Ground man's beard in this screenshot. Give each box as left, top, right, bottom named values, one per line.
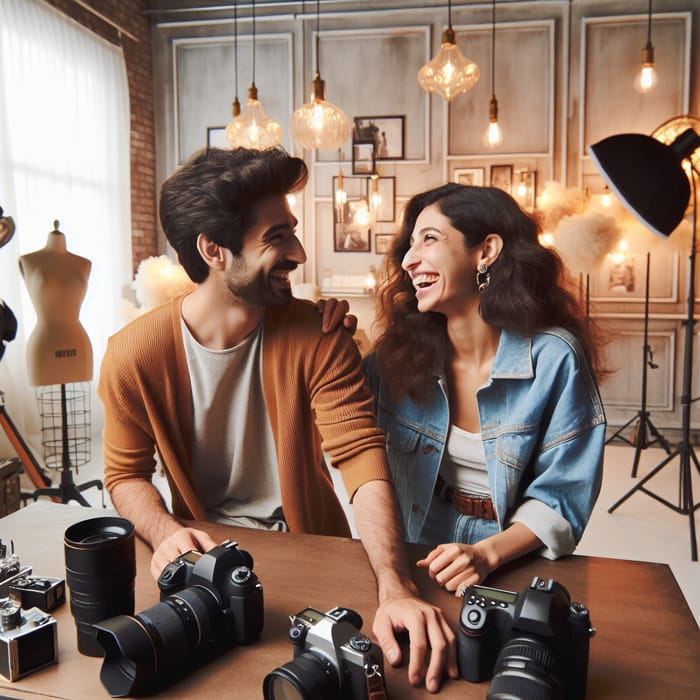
left=225, top=259, right=295, bottom=308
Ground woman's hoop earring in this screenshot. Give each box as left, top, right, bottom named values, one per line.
left=476, top=263, right=491, bottom=293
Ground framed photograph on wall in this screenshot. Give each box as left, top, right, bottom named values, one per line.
left=352, top=140, right=377, bottom=175
left=375, top=233, right=396, bottom=255
left=333, top=175, right=372, bottom=252
left=490, top=164, right=513, bottom=193
left=452, top=167, right=485, bottom=186
left=206, top=126, right=227, bottom=148
left=353, top=115, right=405, bottom=160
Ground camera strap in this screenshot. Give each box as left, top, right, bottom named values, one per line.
left=364, top=658, right=388, bottom=699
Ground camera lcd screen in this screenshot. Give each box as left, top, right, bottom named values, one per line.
left=296, top=608, right=325, bottom=625
left=473, top=585, right=518, bottom=604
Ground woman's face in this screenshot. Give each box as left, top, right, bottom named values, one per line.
left=401, top=203, right=479, bottom=315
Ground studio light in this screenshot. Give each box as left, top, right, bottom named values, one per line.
left=589, top=123, right=700, bottom=560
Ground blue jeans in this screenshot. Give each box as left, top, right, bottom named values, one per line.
left=418, top=492, right=500, bottom=546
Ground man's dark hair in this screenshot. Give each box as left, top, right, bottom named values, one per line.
left=159, top=147, right=308, bottom=283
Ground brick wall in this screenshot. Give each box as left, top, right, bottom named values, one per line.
left=43, top=0, right=158, bottom=275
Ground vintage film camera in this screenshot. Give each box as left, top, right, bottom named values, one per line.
left=458, top=576, right=595, bottom=700
left=263, top=606, right=386, bottom=700
left=0, top=597, right=57, bottom=681
left=0, top=540, right=31, bottom=598
left=95, top=540, right=263, bottom=697
left=8, top=576, right=65, bottom=613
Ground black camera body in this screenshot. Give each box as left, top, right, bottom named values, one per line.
left=0, top=598, right=57, bottom=681
left=458, top=577, right=595, bottom=700
left=9, top=576, right=65, bottom=613
left=263, top=606, right=385, bottom=700
left=95, top=540, right=263, bottom=697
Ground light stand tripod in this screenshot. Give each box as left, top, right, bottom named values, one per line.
left=608, top=170, right=700, bottom=561
left=605, top=252, right=672, bottom=476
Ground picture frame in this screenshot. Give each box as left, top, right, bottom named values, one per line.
left=452, top=167, right=485, bottom=186
left=490, top=164, right=513, bottom=193
left=353, top=115, right=405, bottom=160
left=375, top=233, right=396, bottom=255
left=513, top=170, right=537, bottom=210
left=206, top=126, right=227, bottom=148
left=368, top=176, right=396, bottom=222
left=333, top=175, right=372, bottom=253
left=352, top=140, right=377, bottom=175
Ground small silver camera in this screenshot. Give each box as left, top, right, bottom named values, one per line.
left=0, top=598, right=58, bottom=681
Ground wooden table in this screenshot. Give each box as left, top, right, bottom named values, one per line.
left=1, top=501, right=698, bottom=699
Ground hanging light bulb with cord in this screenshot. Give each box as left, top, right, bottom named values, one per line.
left=634, top=0, right=658, bottom=93
left=483, top=0, right=503, bottom=148
left=291, top=0, right=351, bottom=150
left=417, top=0, right=479, bottom=102
left=225, top=1, right=245, bottom=148
left=228, top=0, right=282, bottom=149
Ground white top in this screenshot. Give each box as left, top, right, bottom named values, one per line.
left=182, top=318, right=285, bottom=530
left=439, top=424, right=490, bottom=497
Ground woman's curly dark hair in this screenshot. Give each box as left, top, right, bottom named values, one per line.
left=373, top=183, right=609, bottom=400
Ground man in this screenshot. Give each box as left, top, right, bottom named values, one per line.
left=98, top=146, right=456, bottom=692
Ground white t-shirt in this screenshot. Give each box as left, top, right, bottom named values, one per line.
left=182, top=318, right=285, bottom=530
left=439, top=424, right=490, bottom=498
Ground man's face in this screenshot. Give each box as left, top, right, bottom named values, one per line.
left=225, top=194, right=306, bottom=308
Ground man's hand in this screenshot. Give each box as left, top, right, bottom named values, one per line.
left=149, top=526, right=218, bottom=581
left=316, top=297, right=358, bottom=335
left=372, top=594, right=458, bottom=693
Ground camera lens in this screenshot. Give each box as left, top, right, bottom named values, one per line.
left=64, top=517, right=135, bottom=657
left=95, top=584, right=221, bottom=697
left=263, top=653, right=339, bottom=700
left=486, top=635, right=563, bottom=700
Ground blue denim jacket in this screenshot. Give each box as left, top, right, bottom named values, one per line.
left=363, top=328, right=606, bottom=559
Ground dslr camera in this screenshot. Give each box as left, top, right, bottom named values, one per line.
left=0, top=597, right=57, bottom=681
left=458, top=576, right=595, bottom=700
left=9, top=576, right=65, bottom=613
left=95, top=540, right=263, bottom=697
left=264, top=606, right=386, bottom=700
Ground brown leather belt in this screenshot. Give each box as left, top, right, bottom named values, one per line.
left=435, top=474, right=497, bottom=521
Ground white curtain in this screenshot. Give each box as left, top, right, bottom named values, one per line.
left=0, top=0, right=131, bottom=456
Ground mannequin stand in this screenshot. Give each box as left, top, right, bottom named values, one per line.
left=605, top=252, right=672, bottom=476
left=31, top=383, right=103, bottom=506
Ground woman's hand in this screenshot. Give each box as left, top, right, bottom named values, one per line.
left=316, top=297, right=358, bottom=334
left=416, top=542, right=496, bottom=597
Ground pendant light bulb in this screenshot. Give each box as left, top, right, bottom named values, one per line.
left=418, top=27, right=479, bottom=101
left=291, top=0, right=351, bottom=150
left=634, top=0, right=658, bottom=93
left=418, top=0, right=479, bottom=101
left=228, top=0, right=282, bottom=149
left=484, top=97, right=503, bottom=148
left=634, top=43, right=658, bottom=93
left=291, top=73, right=351, bottom=150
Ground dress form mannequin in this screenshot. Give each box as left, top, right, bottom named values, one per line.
left=18, top=221, right=93, bottom=386
left=18, top=221, right=102, bottom=506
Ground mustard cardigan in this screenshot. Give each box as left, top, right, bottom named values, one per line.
left=98, top=296, right=390, bottom=537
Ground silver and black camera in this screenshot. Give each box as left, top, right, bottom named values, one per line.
left=9, top=576, right=65, bottom=613
left=95, top=540, right=263, bottom=697
left=0, top=597, right=58, bottom=681
left=458, top=576, right=595, bottom=700
left=0, top=539, right=31, bottom=598
left=263, top=606, right=386, bottom=700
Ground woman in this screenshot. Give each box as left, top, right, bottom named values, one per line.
left=362, top=183, right=607, bottom=596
